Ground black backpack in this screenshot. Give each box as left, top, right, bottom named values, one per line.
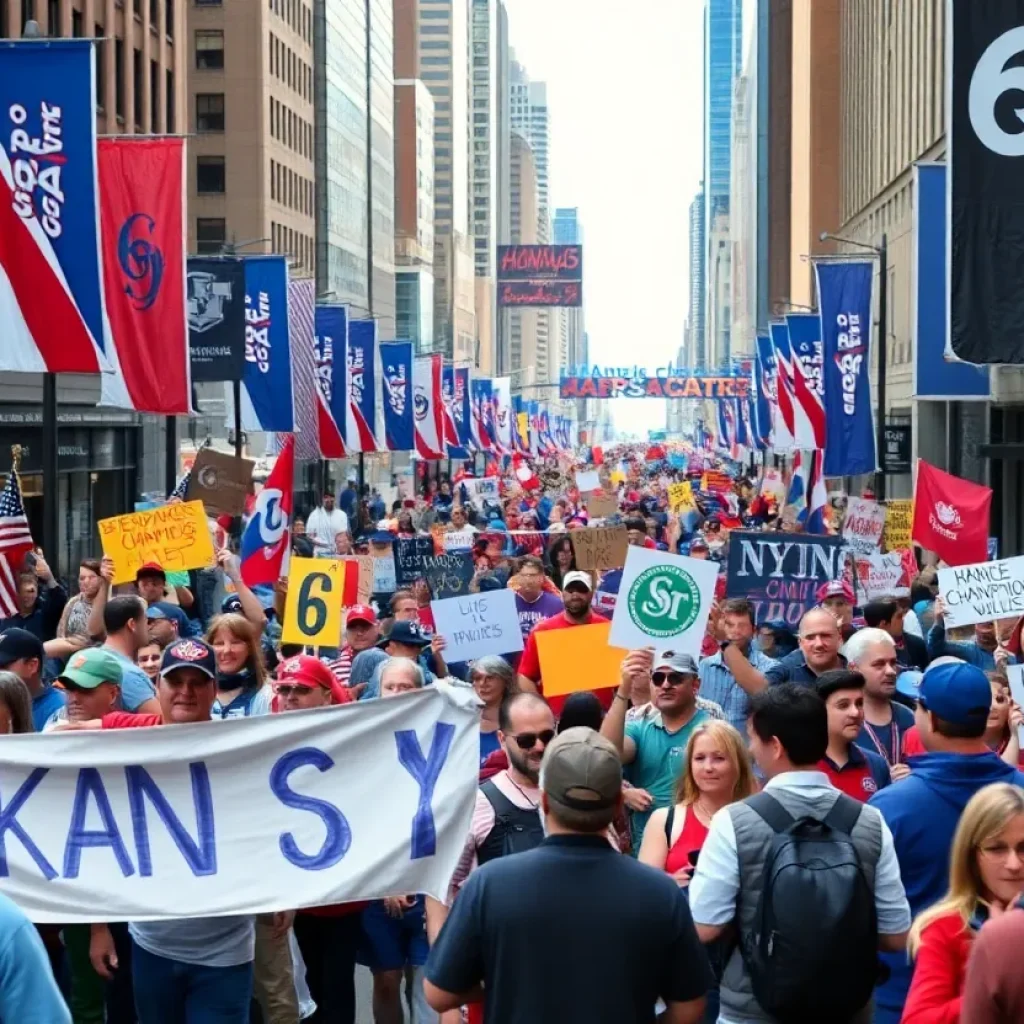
left=742, top=792, right=878, bottom=1024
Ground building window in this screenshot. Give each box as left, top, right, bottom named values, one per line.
left=195, top=0, right=222, bottom=6
left=150, top=58, right=159, bottom=130
left=196, top=155, right=226, bottom=193
left=166, top=68, right=175, bottom=131
left=132, top=49, right=142, bottom=127
left=71, top=8, right=82, bottom=34
left=165, top=0, right=174, bottom=37
left=114, top=40, right=124, bottom=118
left=95, top=29, right=106, bottom=109
left=196, top=92, right=225, bottom=132
left=195, top=29, right=224, bottom=69
left=196, top=217, right=226, bottom=254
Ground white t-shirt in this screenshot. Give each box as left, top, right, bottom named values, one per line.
left=306, top=507, right=350, bottom=554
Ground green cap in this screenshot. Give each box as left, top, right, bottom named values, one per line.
left=57, top=648, right=124, bottom=690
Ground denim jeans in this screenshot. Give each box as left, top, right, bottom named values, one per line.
left=131, top=942, right=253, bottom=1024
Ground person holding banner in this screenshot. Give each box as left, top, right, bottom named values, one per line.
left=927, top=598, right=1017, bottom=672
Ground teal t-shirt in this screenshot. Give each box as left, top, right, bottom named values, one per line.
left=625, top=707, right=709, bottom=848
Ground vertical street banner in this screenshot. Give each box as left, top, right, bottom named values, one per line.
left=313, top=304, right=348, bottom=459
left=493, top=377, right=513, bottom=453
left=0, top=40, right=109, bottom=374
left=441, top=365, right=469, bottom=460
left=948, top=0, right=1024, bottom=363
left=912, top=163, right=990, bottom=399
left=769, top=322, right=797, bottom=451
left=512, top=394, right=527, bottom=453
left=287, top=278, right=320, bottom=460
left=187, top=257, right=247, bottom=382
left=414, top=354, right=444, bottom=460
left=238, top=255, right=294, bottom=432
left=97, top=138, right=189, bottom=414
left=380, top=341, right=414, bottom=452
left=454, top=367, right=473, bottom=452
left=346, top=319, right=379, bottom=453
left=754, top=333, right=775, bottom=448
left=786, top=312, right=826, bottom=450
left=471, top=378, right=494, bottom=452
left=817, top=261, right=877, bottom=477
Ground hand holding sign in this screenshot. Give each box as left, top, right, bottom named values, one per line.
left=282, top=558, right=344, bottom=646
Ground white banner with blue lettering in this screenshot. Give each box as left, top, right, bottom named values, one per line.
left=0, top=684, right=479, bottom=923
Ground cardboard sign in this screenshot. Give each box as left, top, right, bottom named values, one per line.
left=426, top=553, right=475, bottom=600
left=570, top=526, right=628, bottom=571
left=99, top=501, right=216, bottom=585
left=536, top=622, right=629, bottom=698
left=854, top=551, right=912, bottom=601
left=282, top=558, right=344, bottom=646
left=726, top=531, right=847, bottom=628
left=883, top=500, right=913, bottom=552
left=461, top=478, right=499, bottom=509
left=394, top=537, right=436, bottom=585
left=609, top=546, right=718, bottom=657
left=430, top=590, right=524, bottom=663
left=586, top=491, right=619, bottom=519
left=668, top=481, right=696, bottom=513
left=443, top=528, right=477, bottom=552
left=842, top=497, right=886, bottom=556
left=1007, top=666, right=1024, bottom=747
left=186, top=448, right=254, bottom=517
left=760, top=469, right=786, bottom=501
left=937, top=556, right=1024, bottom=629
left=342, top=555, right=374, bottom=605
left=574, top=469, right=600, bottom=493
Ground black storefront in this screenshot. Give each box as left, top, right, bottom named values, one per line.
left=0, top=407, right=140, bottom=581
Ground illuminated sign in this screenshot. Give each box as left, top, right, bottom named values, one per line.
left=559, top=373, right=752, bottom=400
left=497, top=245, right=583, bottom=307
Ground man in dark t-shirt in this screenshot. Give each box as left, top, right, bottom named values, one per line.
left=425, top=728, right=712, bottom=1024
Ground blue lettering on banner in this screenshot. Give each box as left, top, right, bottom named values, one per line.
left=395, top=723, right=455, bottom=860
left=64, top=768, right=135, bottom=879
left=0, top=767, right=57, bottom=880
left=270, top=747, right=351, bottom=870
left=126, top=763, right=217, bottom=877
left=118, top=212, right=164, bottom=311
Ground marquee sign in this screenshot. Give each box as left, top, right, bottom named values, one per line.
left=560, top=372, right=751, bottom=400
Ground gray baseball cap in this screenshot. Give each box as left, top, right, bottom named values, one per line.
left=652, top=650, right=699, bottom=676
left=541, top=727, right=622, bottom=814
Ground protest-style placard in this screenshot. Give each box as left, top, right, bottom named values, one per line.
left=186, top=448, right=254, bottom=517
left=430, top=590, right=524, bottom=663
left=609, top=546, right=718, bottom=657
left=882, top=499, right=913, bottom=552
left=99, top=501, right=216, bottom=584
left=341, top=555, right=374, bottom=605
left=726, top=531, right=847, bottom=627
left=937, top=556, right=1024, bottom=629
left=536, top=622, right=629, bottom=698
left=394, top=537, right=436, bottom=585
left=426, top=553, right=475, bottom=599
left=282, top=558, right=345, bottom=646
left=461, top=478, right=499, bottom=509
left=668, top=481, right=696, bottom=513
left=760, top=468, right=786, bottom=501
left=0, top=685, right=479, bottom=923
left=842, top=497, right=886, bottom=555
left=443, top=528, right=477, bottom=552
left=853, top=551, right=912, bottom=601
left=574, top=469, right=600, bottom=493
left=570, top=526, right=629, bottom=572
left=585, top=491, right=619, bottom=519
left=1007, top=666, right=1024, bottom=747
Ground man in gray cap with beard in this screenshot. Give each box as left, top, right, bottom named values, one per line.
left=424, top=727, right=712, bottom=1024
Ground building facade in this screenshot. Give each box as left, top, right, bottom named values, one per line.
left=688, top=187, right=706, bottom=367
left=508, top=131, right=543, bottom=380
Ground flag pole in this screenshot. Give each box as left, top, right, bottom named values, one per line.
left=41, top=374, right=59, bottom=568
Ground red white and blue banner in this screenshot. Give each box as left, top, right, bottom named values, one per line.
left=240, top=434, right=294, bottom=587
left=471, top=378, right=495, bottom=452
left=786, top=312, right=826, bottom=451
left=511, top=394, right=527, bottom=453
left=381, top=341, right=414, bottom=452
left=346, top=319, right=379, bottom=453
left=414, top=354, right=444, bottom=460
left=493, top=377, right=513, bottom=453
left=769, top=322, right=796, bottom=452
left=441, top=365, right=469, bottom=460
left=0, top=41, right=109, bottom=374
left=313, top=304, right=347, bottom=459
left=816, top=260, right=877, bottom=477
left=238, top=255, right=293, bottom=432
left=97, top=138, right=189, bottom=413
left=453, top=368, right=473, bottom=453
left=753, top=334, right=775, bottom=448
left=286, top=278, right=319, bottom=460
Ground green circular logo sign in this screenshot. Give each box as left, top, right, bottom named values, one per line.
left=627, top=565, right=702, bottom=638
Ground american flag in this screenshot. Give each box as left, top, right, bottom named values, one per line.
left=0, top=467, right=34, bottom=618
left=170, top=466, right=192, bottom=501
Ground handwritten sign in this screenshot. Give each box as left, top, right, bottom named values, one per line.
left=98, top=501, right=215, bottom=585
left=883, top=500, right=913, bottom=552
left=461, top=478, right=499, bottom=509
left=430, top=590, right=524, bottom=663
left=536, top=622, right=628, bottom=698
left=937, top=556, right=1024, bottom=629
left=854, top=551, right=912, bottom=601
left=586, top=492, right=619, bottom=519
left=443, top=528, right=477, bottom=552
left=575, top=469, right=600, bottom=493
left=760, top=469, right=786, bottom=501
left=282, top=558, right=344, bottom=646
left=426, top=553, right=475, bottom=600
left=668, top=481, right=696, bottom=513
left=570, top=526, right=628, bottom=571
left=842, top=497, right=886, bottom=556
left=394, top=537, right=436, bottom=585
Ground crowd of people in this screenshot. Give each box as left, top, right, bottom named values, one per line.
left=1, top=442, right=1023, bottom=1024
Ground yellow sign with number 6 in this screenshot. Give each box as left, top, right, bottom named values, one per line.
left=282, top=558, right=344, bottom=647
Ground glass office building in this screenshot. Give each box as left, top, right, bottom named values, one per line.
left=704, top=0, right=744, bottom=227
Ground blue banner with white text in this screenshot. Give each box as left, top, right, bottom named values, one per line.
left=314, top=304, right=349, bottom=445
left=817, top=261, right=877, bottom=476
left=380, top=341, right=414, bottom=452
left=754, top=334, right=774, bottom=447
left=453, top=367, right=473, bottom=453
left=240, top=256, right=293, bottom=431
left=347, top=319, right=379, bottom=452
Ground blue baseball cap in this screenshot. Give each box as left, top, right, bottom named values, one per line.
left=918, top=661, right=991, bottom=726
left=895, top=669, right=923, bottom=702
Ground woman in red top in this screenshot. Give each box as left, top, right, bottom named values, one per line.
left=637, top=720, right=756, bottom=882
left=902, top=783, right=1024, bottom=1024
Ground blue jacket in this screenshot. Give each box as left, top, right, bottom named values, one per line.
left=869, top=752, right=1024, bottom=1024
left=925, top=622, right=1018, bottom=670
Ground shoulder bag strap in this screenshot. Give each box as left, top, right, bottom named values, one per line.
left=745, top=792, right=797, bottom=834
left=822, top=793, right=863, bottom=836
left=664, top=804, right=676, bottom=846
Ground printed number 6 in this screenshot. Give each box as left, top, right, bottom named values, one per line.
left=968, top=26, right=1024, bottom=157
left=298, top=572, right=331, bottom=636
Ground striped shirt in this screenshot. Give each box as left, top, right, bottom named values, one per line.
left=697, top=646, right=779, bottom=734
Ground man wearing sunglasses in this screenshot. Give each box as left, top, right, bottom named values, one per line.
left=602, top=649, right=710, bottom=851
left=43, top=647, right=123, bottom=730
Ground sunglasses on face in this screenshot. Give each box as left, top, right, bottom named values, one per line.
left=510, top=729, right=555, bottom=750
left=275, top=684, right=316, bottom=697
left=651, top=671, right=687, bottom=687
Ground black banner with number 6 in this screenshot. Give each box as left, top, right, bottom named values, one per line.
left=949, top=0, right=1024, bottom=363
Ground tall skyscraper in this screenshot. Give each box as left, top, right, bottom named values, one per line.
left=509, top=52, right=549, bottom=241
left=704, top=0, right=744, bottom=229
left=509, top=132, right=543, bottom=379
left=688, top=187, right=706, bottom=366
left=553, top=207, right=585, bottom=435
left=314, top=0, right=396, bottom=328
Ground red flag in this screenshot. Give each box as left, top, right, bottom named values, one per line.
left=912, top=460, right=991, bottom=566
left=591, top=446, right=604, bottom=466
left=240, top=437, right=295, bottom=586
left=97, top=139, right=190, bottom=413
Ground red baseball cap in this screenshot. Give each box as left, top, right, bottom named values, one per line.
left=136, top=562, right=166, bottom=579
left=276, top=655, right=352, bottom=705
left=346, top=604, right=377, bottom=626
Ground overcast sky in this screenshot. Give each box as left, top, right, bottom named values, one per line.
left=504, top=0, right=704, bottom=436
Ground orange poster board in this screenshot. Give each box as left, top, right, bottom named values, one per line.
left=536, top=622, right=628, bottom=698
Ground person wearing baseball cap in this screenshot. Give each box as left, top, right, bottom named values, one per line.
left=146, top=602, right=180, bottom=649
left=870, top=660, right=1024, bottom=1022
left=44, top=648, right=123, bottom=731
left=816, top=579, right=858, bottom=638
left=274, top=654, right=352, bottom=710
left=0, top=626, right=66, bottom=730
left=424, top=727, right=713, bottom=1022
left=516, top=569, right=616, bottom=714
left=319, top=604, right=381, bottom=686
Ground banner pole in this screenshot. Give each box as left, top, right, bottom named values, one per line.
left=876, top=234, right=888, bottom=502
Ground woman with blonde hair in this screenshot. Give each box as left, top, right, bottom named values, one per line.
left=902, top=783, right=1024, bottom=1024
left=205, top=612, right=272, bottom=718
